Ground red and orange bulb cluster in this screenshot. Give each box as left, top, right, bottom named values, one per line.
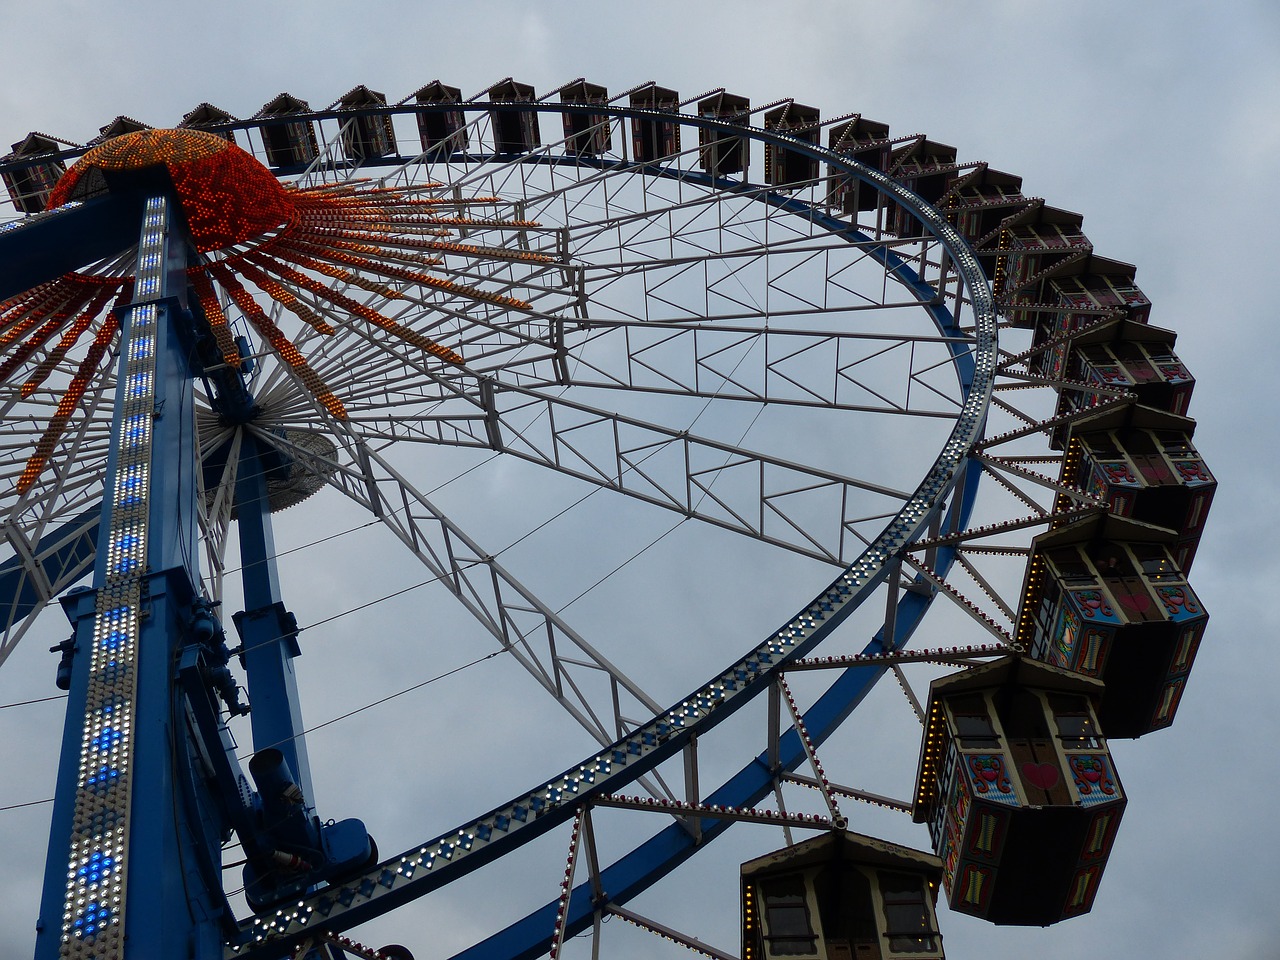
left=6, top=127, right=545, bottom=494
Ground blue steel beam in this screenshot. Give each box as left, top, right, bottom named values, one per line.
left=453, top=468, right=981, bottom=960
left=0, top=194, right=142, bottom=301
left=232, top=431, right=315, bottom=806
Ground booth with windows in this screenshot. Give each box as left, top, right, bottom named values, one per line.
left=742, top=831, right=944, bottom=960
left=1016, top=515, right=1208, bottom=737
left=912, top=657, right=1125, bottom=925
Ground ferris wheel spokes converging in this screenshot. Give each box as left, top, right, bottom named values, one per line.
left=0, top=79, right=1213, bottom=960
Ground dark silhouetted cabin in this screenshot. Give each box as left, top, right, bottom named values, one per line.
left=1, top=133, right=72, bottom=213
left=912, top=657, right=1125, bottom=925
left=559, top=80, right=611, bottom=157
left=178, top=103, right=238, bottom=143
left=697, top=90, right=750, bottom=176
left=941, top=166, right=1031, bottom=248
left=1015, top=514, right=1208, bottom=737
left=1052, top=317, right=1196, bottom=419
left=741, top=830, right=944, bottom=960
left=885, top=138, right=957, bottom=235
left=765, top=102, right=820, bottom=189
left=485, top=79, right=540, bottom=154
left=1059, top=409, right=1214, bottom=571
left=92, top=116, right=150, bottom=145
left=1007, top=254, right=1151, bottom=367
left=987, top=203, right=1088, bottom=309
left=255, top=93, right=319, bottom=169
left=413, top=82, right=468, bottom=153
left=333, top=86, right=396, bottom=162
left=629, top=84, right=681, bottom=163
left=827, top=116, right=890, bottom=214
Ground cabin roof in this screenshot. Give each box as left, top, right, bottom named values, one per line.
left=740, top=829, right=941, bottom=880
left=1067, top=402, right=1196, bottom=438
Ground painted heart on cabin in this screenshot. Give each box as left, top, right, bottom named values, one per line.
left=1116, top=592, right=1151, bottom=615
left=1021, top=762, right=1060, bottom=790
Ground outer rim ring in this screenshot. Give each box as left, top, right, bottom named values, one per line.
left=184, top=103, right=1005, bottom=955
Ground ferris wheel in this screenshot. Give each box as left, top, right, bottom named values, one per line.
left=0, top=79, right=1213, bottom=960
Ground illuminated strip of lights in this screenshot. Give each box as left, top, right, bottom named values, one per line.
left=223, top=260, right=334, bottom=336
left=4, top=285, right=116, bottom=389
left=57, top=198, right=167, bottom=960
left=188, top=271, right=243, bottom=366
left=204, top=263, right=347, bottom=419
left=240, top=252, right=465, bottom=366
left=17, top=313, right=121, bottom=495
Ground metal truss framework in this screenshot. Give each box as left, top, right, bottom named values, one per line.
left=0, top=90, right=1165, bottom=960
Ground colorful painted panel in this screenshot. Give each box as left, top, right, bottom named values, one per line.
left=1063, top=865, right=1102, bottom=917
left=1156, top=584, right=1204, bottom=623
left=966, top=808, right=1008, bottom=861
left=1046, top=605, right=1079, bottom=669
left=1173, top=457, right=1213, bottom=487
left=954, top=863, right=994, bottom=913
left=1068, top=588, right=1122, bottom=625
left=1081, top=809, right=1120, bottom=863
left=1094, top=459, right=1141, bottom=489
left=1171, top=622, right=1203, bottom=673
left=1075, top=627, right=1108, bottom=676
left=1152, top=677, right=1185, bottom=728
left=1067, top=755, right=1120, bottom=807
left=965, top=755, right=1018, bottom=806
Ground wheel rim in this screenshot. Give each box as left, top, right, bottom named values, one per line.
left=0, top=94, right=1045, bottom=960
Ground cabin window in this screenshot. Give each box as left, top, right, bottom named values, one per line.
left=1048, top=694, right=1101, bottom=748
left=1123, top=430, right=1157, bottom=455
left=1131, top=544, right=1179, bottom=581
left=762, top=876, right=818, bottom=956
left=879, top=872, right=938, bottom=953
left=1080, top=344, right=1113, bottom=366
left=1156, top=431, right=1195, bottom=457
left=950, top=694, right=998, bottom=748
left=1047, top=548, right=1095, bottom=585
left=1084, top=433, right=1122, bottom=459
left=1089, top=544, right=1136, bottom=581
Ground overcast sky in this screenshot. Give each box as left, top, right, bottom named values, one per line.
left=1, top=3, right=1278, bottom=959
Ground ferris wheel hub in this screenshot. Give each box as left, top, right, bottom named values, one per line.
left=48, top=128, right=294, bottom=252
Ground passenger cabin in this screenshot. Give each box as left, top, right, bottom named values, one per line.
left=885, top=138, right=957, bottom=235
left=560, top=80, right=611, bottom=157
left=697, top=90, right=750, bottom=176
left=827, top=116, right=890, bottom=214
left=1053, top=318, right=1195, bottom=419
left=764, top=101, right=820, bottom=189
left=178, top=103, right=238, bottom=143
left=629, top=84, right=681, bottom=163
left=912, top=657, right=1125, bottom=926
left=255, top=93, right=319, bottom=169
left=1013, top=256, right=1152, bottom=375
left=93, top=116, right=150, bottom=144
left=989, top=204, right=1088, bottom=307
left=942, top=166, right=1030, bottom=248
left=333, top=86, right=396, bottom=161
left=1, top=132, right=72, bottom=213
left=1015, top=514, right=1208, bottom=737
left=1059, top=409, right=1214, bottom=571
left=485, top=79, right=540, bottom=154
left=741, top=831, right=944, bottom=960
left=413, top=82, right=468, bottom=152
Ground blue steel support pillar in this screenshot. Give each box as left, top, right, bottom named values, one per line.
left=35, top=196, right=225, bottom=960
left=233, top=432, right=314, bottom=804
